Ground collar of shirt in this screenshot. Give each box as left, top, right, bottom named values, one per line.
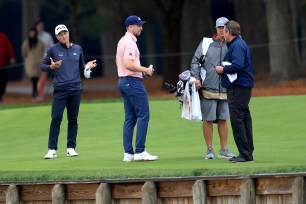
left=125, top=32, right=137, bottom=43
left=59, top=42, right=73, bottom=49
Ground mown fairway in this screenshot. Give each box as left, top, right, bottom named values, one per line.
left=0, top=95, right=305, bottom=181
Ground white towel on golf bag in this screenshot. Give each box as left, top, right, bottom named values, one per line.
left=181, top=79, right=202, bottom=122
left=190, top=83, right=202, bottom=122
left=181, top=82, right=191, bottom=120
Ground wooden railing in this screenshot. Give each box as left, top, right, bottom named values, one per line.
left=0, top=173, right=305, bottom=204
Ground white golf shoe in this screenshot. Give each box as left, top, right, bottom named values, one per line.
left=123, top=153, right=134, bottom=162
left=134, top=151, right=158, bottom=161
left=67, top=148, right=78, bottom=157
left=44, top=149, right=57, bottom=159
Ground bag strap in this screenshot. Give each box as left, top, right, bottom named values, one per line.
left=199, top=38, right=213, bottom=82
left=201, top=37, right=213, bottom=57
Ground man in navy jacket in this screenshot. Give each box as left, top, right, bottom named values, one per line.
left=41, top=24, right=97, bottom=159
left=215, top=20, right=254, bottom=163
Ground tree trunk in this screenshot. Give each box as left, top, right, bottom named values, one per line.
left=297, top=0, right=306, bottom=69
left=234, top=0, right=270, bottom=74
left=68, top=0, right=81, bottom=44
left=265, top=0, right=303, bottom=81
left=181, top=0, right=213, bottom=71
left=94, top=1, right=125, bottom=77
left=21, top=0, right=41, bottom=40
left=154, top=0, right=185, bottom=85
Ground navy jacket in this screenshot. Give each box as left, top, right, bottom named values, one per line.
left=221, top=35, right=254, bottom=88
left=41, top=42, right=85, bottom=90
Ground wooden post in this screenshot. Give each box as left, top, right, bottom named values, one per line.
left=6, top=185, right=19, bottom=204
left=141, top=181, right=157, bottom=204
left=96, top=183, right=111, bottom=204
left=292, top=176, right=304, bottom=204
left=192, top=180, right=206, bottom=204
left=52, top=184, right=65, bottom=204
left=240, top=178, right=255, bottom=204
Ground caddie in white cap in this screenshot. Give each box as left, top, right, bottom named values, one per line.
left=216, top=17, right=229, bottom=28
left=190, top=16, right=236, bottom=161
left=41, top=24, right=97, bottom=159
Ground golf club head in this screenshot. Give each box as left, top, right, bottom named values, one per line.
left=164, top=82, right=177, bottom=94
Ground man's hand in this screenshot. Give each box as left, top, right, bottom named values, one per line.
left=195, top=80, right=202, bottom=90
left=50, top=58, right=62, bottom=70
left=84, top=60, right=97, bottom=79
left=85, top=59, right=97, bottom=69
left=215, top=66, right=224, bottom=74
left=144, top=65, right=154, bottom=77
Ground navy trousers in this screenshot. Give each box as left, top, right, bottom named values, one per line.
left=48, top=89, right=82, bottom=150
left=227, top=86, right=254, bottom=161
left=118, top=77, right=150, bottom=154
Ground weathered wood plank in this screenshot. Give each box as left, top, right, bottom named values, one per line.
left=20, top=201, right=52, bottom=204
left=207, top=179, right=241, bottom=196
left=240, top=178, right=255, bottom=204
left=292, top=177, right=304, bottom=204
left=0, top=174, right=304, bottom=204
left=112, top=183, right=143, bottom=199
left=96, top=183, right=111, bottom=204
left=256, top=194, right=293, bottom=204
left=112, top=198, right=142, bottom=204
left=0, top=185, right=8, bottom=201
left=66, top=183, right=99, bottom=200
left=6, top=185, right=19, bottom=204
left=192, top=180, right=206, bottom=204
left=65, top=200, right=94, bottom=204
left=141, top=181, right=157, bottom=204
left=283, top=194, right=293, bottom=204
left=158, top=181, right=194, bottom=198
left=52, top=184, right=65, bottom=204
left=210, top=195, right=239, bottom=204
left=20, top=185, right=52, bottom=201
left=256, top=177, right=294, bottom=195
left=158, top=197, right=192, bottom=204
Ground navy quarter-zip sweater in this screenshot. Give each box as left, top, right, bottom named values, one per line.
left=221, top=35, right=254, bottom=88
left=41, top=42, right=85, bottom=90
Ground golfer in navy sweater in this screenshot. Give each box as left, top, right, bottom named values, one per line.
left=215, top=20, right=254, bottom=163
left=41, top=24, right=97, bottom=159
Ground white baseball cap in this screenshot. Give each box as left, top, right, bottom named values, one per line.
left=215, top=17, right=229, bottom=27
left=55, top=24, right=68, bottom=35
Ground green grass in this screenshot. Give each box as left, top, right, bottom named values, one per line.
left=0, top=95, right=306, bottom=182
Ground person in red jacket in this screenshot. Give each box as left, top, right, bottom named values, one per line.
left=0, top=32, right=16, bottom=102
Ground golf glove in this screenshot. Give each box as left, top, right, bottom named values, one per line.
left=84, top=66, right=92, bottom=79
left=189, top=77, right=196, bottom=84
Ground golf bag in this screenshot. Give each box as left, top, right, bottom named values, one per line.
left=164, top=70, right=193, bottom=108
left=163, top=38, right=209, bottom=105
left=164, top=70, right=202, bottom=121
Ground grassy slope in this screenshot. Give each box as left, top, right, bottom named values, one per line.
left=0, top=95, right=305, bottom=181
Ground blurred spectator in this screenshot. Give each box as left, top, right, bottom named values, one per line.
left=35, top=20, right=54, bottom=101
left=0, top=32, right=15, bottom=102
left=21, top=27, right=45, bottom=101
